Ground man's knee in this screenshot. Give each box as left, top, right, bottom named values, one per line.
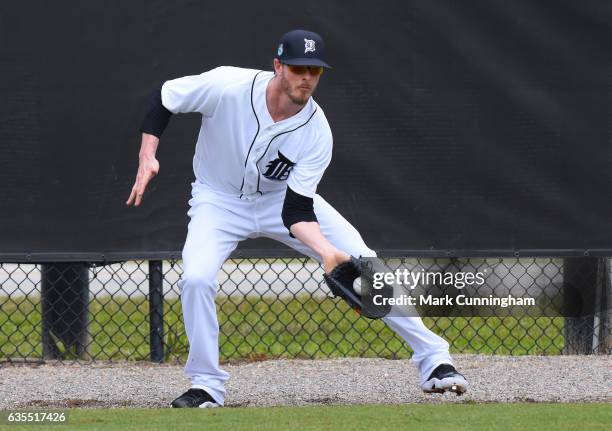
left=180, top=265, right=219, bottom=295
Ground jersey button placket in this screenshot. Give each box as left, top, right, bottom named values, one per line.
left=248, top=142, right=266, bottom=194
left=242, top=146, right=258, bottom=195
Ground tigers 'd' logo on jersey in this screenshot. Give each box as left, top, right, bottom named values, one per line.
left=263, top=151, right=295, bottom=181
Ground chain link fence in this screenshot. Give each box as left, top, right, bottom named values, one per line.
left=1, top=257, right=610, bottom=363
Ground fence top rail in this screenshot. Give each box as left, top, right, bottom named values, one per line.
left=0, top=249, right=610, bottom=263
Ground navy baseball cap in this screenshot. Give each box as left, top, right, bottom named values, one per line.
left=275, top=29, right=332, bottom=69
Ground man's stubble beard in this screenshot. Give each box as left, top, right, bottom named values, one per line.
left=280, top=74, right=309, bottom=106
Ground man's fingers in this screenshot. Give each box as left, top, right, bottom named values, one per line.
left=127, top=179, right=143, bottom=207
left=126, top=187, right=137, bottom=206
left=134, top=176, right=151, bottom=206
left=137, top=178, right=148, bottom=197
left=127, top=164, right=158, bottom=207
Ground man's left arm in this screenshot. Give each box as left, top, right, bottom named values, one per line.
left=282, top=187, right=349, bottom=273
left=282, top=133, right=349, bottom=273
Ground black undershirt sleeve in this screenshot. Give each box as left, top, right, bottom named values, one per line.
left=140, top=86, right=173, bottom=138
left=282, top=186, right=318, bottom=238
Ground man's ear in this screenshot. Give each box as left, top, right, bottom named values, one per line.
left=273, top=58, right=283, bottom=75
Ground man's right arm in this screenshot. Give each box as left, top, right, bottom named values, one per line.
left=126, top=67, right=230, bottom=206
left=126, top=87, right=169, bottom=207
left=126, top=132, right=161, bottom=207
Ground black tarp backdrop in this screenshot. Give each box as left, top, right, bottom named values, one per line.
left=1, top=1, right=612, bottom=261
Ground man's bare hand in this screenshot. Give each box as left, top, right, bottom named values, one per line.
left=323, top=249, right=351, bottom=274
left=126, top=155, right=160, bottom=206
left=126, top=133, right=160, bottom=207
left=288, top=221, right=351, bottom=273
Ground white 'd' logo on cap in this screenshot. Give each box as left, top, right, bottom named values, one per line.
left=304, top=39, right=316, bottom=53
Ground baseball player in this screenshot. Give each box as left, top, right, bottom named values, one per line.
left=127, top=29, right=468, bottom=408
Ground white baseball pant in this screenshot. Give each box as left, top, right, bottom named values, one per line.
left=179, top=182, right=453, bottom=405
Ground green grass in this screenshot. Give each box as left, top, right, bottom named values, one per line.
left=2, top=404, right=611, bottom=431
left=0, top=295, right=565, bottom=361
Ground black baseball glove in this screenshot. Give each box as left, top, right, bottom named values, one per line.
left=323, top=256, right=392, bottom=319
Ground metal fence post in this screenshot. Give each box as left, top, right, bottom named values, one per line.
left=149, top=260, right=164, bottom=362
left=596, top=258, right=612, bottom=353
left=562, top=257, right=602, bottom=354
left=41, top=263, right=89, bottom=359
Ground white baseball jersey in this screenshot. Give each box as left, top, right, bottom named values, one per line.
left=161, top=66, right=333, bottom=199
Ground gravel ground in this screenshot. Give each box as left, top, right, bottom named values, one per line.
left=0, top=355, right=610, bottom=409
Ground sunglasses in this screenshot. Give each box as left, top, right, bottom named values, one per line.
left=285, top=64, right=324, bottom=76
